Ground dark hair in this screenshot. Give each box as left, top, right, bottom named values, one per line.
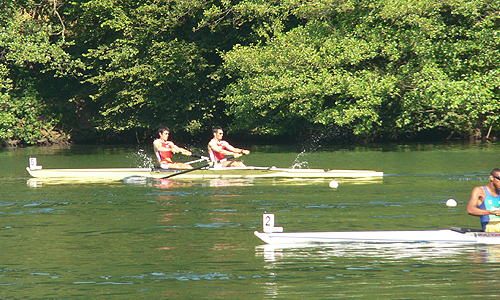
left=491, top=168, right=500, bottom=176
left=212, top=126, right=223, bottom=133
left=158, top=126, right=170, bottom=135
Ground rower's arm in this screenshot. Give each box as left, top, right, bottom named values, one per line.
left=467, top=186, right=498, bottom=216
left=154, top=140, right=192, bottom=156
left=170, top=144, right=192, bottom=156
left=223, top=143, right=250, bottom=155
left=208, top=140, right=236, bottom=156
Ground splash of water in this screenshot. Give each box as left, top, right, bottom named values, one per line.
left=128, top=149, right=156, bottom=168
left=290, top=151, right=310, bottom=169
left=292, top=125, right=346, bottom=169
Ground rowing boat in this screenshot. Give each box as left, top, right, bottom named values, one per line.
left=254, top=230, right=500, bottom=245
left=254, top=214, right=500, bottom=245
left=25, top=158, right=383, bottom=181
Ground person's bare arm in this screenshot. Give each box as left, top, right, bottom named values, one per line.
left=154, top=140, right=192, bottom=156
left=222, top=143, right=250, bottom=155
left=467, top=186, right=497, bottom=216
left=170, top=143, right=192, bottom=156
left=209, top=140, right=237, bottom=156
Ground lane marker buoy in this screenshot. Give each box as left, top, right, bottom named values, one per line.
left=446, top=199, right=457, bottom=207
left=329, top=180, right=339, bottom=188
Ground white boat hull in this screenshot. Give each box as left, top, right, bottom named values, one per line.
left=254, top=230, right=500, bottom=245
left=26, top=166, right=383, bottom=180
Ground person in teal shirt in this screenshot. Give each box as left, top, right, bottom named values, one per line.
left=467, top=168, right=500, bottom=232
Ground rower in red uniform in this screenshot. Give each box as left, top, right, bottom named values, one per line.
left=208, top=126, right=250, bottom=167
left=153, top=126, right=193, bottom=169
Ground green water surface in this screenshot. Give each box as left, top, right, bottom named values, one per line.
left=1, top=142, right=499, bottom=299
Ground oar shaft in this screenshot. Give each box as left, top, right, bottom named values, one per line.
left=162, top=162, right=212, bottom=179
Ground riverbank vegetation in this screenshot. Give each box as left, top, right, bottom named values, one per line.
left=1, top=0, right=499, bottom=146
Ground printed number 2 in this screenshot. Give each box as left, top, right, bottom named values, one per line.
left=265, top=215, right=271, bottom=227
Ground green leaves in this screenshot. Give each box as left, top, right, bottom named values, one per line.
left=1, top=0, right=499, bottom=145
left=220, top=0, right=500, bottom=139
left=222, top=20, right=393, bottom=135
left=0, top=1, right=82, bottom=145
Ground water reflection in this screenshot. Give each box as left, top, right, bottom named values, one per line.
left=27, top=176, right=383, bottom=188
left=141, top=178, right=255, bottom=188
left=256, top=243, right=500, bottom=263
left=477, top=245, right=500, bottom=263
left=26, top=178, right=126, bottom=187
left=141, top=177, right=385, bottom=188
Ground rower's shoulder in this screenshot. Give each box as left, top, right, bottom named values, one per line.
left=472, top=185, right=485, bottom=193
left=471, top=185, right=487, bottom=198
left=208, top=138, right=223, bottom=146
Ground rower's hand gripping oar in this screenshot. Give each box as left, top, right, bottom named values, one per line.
left=161, top=155, right=236, bottom=179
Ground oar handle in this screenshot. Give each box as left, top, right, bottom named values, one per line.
left=223, top=152, right=245, bottom=160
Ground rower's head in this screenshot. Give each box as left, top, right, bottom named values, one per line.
left=490, top=168, right=500, bottom=182
left=212, top=126, right=224, bottom=139
left=158, top=126, right=170, bottom=140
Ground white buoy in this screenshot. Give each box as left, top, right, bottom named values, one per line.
left=329, top=180, right=339, bottom=188
left=446, top=199, right=457, bottom=207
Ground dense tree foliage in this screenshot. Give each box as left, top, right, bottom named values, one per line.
left=0, top=0, right=499, bottom=145
left=0, top=0, right=83, bottom=145
left=219, top=0, right=500, bottom=140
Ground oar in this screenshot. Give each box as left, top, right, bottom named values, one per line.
left=161, top=155, right=236, bottom=179
left=184, top=154, right=210, bottom=165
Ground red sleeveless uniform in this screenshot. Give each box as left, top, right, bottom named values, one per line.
left=155, top=140, right=175, bottom=164
left=209, top=139, right=230, bottom=162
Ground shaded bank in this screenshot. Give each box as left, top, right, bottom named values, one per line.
left=3, top=125, right=497, bottom=148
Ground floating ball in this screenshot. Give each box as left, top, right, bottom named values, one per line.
left=446, top=199, right=457, bottom=207
left=329, top=180, right=339, bottom=188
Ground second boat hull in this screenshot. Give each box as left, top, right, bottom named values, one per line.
left=254, top=230, right=500, bottom=245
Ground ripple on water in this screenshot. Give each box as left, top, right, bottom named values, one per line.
left=13, top=208, right=66, bottom=214
left=130, top=272, right=235, bottom=281
left=194, top=222, right=241, bottom=228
